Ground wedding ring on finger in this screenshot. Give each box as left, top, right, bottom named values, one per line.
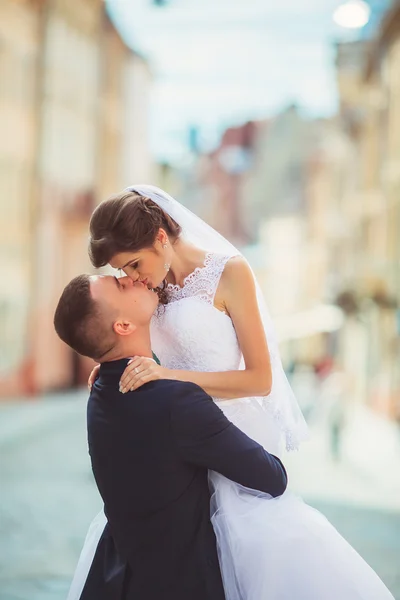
left=134, top=367, right=139, bottom=374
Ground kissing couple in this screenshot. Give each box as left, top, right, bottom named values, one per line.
left=54, top=185, right=394, bottom=599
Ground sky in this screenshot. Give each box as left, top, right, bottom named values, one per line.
left=106, top=0, right=371, bottom=162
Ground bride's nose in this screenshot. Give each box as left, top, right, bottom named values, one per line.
left=128, top=272, right=140, bottom=283
left=124, top=272, right=139, bottom=283
left=120, top=275, right=134, bottom=286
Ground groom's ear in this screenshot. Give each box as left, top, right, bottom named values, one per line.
left=113, top=320, right=136, bottom=337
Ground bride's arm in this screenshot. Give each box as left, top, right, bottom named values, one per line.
left=166, top=256, right=272, bottom=399
left=121, top=257, right=272, bottom=399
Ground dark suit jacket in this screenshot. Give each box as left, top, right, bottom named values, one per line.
left=82, top=358, right=287, bottom=600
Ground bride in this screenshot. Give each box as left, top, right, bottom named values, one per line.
left=68, top=185, right=393, bottom=599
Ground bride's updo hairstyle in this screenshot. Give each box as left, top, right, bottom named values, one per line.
left=89, top=190, right=182, bottom=303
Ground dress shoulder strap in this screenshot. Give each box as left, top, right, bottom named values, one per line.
left=201, top=252, right=233, bottom=304
left=165, top=252, right=234, bottom=305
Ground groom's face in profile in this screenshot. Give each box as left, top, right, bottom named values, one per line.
left=90, top=274, right=159, bottom=328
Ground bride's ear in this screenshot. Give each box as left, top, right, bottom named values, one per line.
left=113, top=320, right=136, bottom=337
left=156, top=228, right=168, bottom=246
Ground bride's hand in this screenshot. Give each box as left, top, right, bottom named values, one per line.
left=119, top=357, right=169, bottom=393
left=88, top=364, right=100, bottom=391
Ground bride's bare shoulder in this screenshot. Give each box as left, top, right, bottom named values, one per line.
left=221, top=255, right=254, bottom=285
left=216, top=256, right=256, bottom=310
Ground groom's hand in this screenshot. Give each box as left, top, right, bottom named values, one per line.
left=119, top=356, right=170, bottom=393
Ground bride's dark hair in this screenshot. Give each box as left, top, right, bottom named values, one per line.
left=89, top=190, right=181, bottom=304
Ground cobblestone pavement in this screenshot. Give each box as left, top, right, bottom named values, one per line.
left=0, top=391, right=399, bottom=599
left=0, top=393, right=99, bottom=600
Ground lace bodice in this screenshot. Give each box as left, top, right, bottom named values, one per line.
left=150, top=252, right=282, bottom=453
left=163, top=252, right=230, bottom=306
left=151, top=252, right=241, bottom=376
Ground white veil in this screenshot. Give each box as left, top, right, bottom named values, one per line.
left=126, top=184, right=309, bottom=451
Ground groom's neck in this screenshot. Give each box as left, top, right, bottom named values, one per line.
left=100, top=331, right=153, bottom=363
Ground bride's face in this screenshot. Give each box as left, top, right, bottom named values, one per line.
left=110, top=243, right=169, bottom=290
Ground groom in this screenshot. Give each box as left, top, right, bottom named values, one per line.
left=54, top=274, right=288, bottom=600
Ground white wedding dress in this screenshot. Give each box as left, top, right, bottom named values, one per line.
left=68, top=252, right=394, bottom=600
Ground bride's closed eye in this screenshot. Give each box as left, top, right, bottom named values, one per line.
left=126, top=261, right=139, bottom=272
left=118, top=261, right=139, bottom=276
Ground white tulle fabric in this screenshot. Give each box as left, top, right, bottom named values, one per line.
left=128, top=184, right=308, bottom=452
left=67, top=250, right=394, bottom=600
left=209, top=475, right=394, bottom=600
left=150, top=251, right=394, bottom=600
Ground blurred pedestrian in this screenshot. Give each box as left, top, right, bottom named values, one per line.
left=319, top=363, right=348, bottom=462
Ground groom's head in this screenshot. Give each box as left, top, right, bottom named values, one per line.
left=54, top=274, right=159, bottom=360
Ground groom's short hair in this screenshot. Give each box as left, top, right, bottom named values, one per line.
left=54, top=274, right=114, bottom=360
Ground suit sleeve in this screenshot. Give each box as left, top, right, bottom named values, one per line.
left=170, top=383, right=287, bottom=497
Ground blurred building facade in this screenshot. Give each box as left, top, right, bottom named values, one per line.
left=201, top=121, right=261, bottom=245
left=283, top=3, right=400, bottom=418
left=355, top=1, right=400, bottom=416
left=242, top=106, right=318, bottom=320
left=0, top=0, right=40, bottom=395
left=316, top=2, right=400, bottom=417
left=0, top=0, right=153, bottom=397
left=219, top=8, right=400, bottom=420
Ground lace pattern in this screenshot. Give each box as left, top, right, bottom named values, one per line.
left=165, top=252, right=232, bottom=305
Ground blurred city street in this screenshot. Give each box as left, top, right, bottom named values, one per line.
left=0, top=392, right=99, bottom=600
left=1, top=0, right=400, bottom=598
left=1, top=383, right=400, bottom=600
